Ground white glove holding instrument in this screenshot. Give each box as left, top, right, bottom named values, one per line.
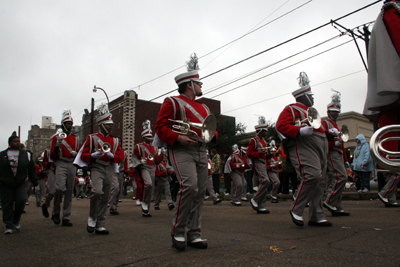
left=91, top=151, right=103, bottom=159
left=328, top=128, right=339, bottom=136
left=299, top=126, right=313, bottom=136
left=106, top=151, right=114, bottom=159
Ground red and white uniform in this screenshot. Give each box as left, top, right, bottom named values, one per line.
left=228, top=151, right=250, bottom=203
left=322, top=119, right=348, bottom=212
left=155, top=94, right=217, bottom=241
left=50, top=133, right=80, bottom=163
left=247, top=136, right=271, bottom=210
left=276, top=102, right=328, bottom=222
left=81, top=133, right=123, bottom=165
left=267, top=155, right=281, bottom=199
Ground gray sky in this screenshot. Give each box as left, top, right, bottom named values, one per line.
left=0, top=0, right=381, bottom=149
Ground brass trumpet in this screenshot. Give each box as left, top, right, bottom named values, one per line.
left=294, top=107, right=321, bottom=129
left=168, top=114, right=217, bottom=143
left=101, top=142, right=111, bottom=153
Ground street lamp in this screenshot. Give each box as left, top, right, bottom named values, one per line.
left=93, top=85, right=110, bottom=105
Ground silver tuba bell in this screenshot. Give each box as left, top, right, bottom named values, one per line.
left=169, top=114, right=217, bottom=143
left=294, top=107, right=321, bottom=129
left=370, top=125, right=400, bottom=173
left=101, top=142, right=111, bottom=153
left=339, top=124, right=350, bottom=143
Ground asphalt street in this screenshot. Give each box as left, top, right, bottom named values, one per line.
left=0, top=195, right=399, bottom=267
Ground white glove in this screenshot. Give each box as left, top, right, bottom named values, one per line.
left=328, top=128, right=339, bottom=136
left=56, top=137, right=63, bottom=146
left=106, top=151, right=114, bottom=159
left=345, top=162, right=350, bottom=169
left=334, top=141, right=342, bottom=147
left=91, top=151, right=103, bottom=159
left=299, top=126, right=314, bottom=136
left=70, top=151, right=77, bottom=157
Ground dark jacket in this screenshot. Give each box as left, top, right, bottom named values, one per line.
left=0, top=148, right=38, bottom=187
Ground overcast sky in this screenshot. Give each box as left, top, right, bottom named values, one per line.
left=0, top=0, right=382, bottom=150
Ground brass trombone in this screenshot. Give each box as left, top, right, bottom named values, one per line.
left=370, top=125, right=400, bottom=172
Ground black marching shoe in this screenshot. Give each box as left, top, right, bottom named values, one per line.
left=87, top=225, right=95, bottom=233
left=257, top=209, right=270, bottom=214
left=168, top=203, right=175, bottom=210
left=95, top=227, right=109, bottom=235
left=142, top=212, right=152, bottom=217
left=53, top=214, right=61, bottom=225
left=213, top=198, right=222, bottom=205
left=332, top=210, right=350, bottom=216
left=41, top=204, right=49, bottom=218
left=308, top=220, right=332, bottom=227
left=154, top=206, right=160, bottom=210
left=187, top=239, right=208, bottom=249
left=110, top=210, right=119, bottom=215
left=290, top=211, right=304, bottom=227
left=385, top=202, right=400, bottom=208
left=171, top=233, right=186, bottom=251
left=61, top=220, right=73, bottom=227
left=271, top=198, right=279, bottom=203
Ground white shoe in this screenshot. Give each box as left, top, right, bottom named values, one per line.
left=204, top=195, right=210, bottom=199
left=357, top=189, right=362, bottom=192
left=4, top=229, right=13, bottom=234
left=136, top=199, right=141, bottom=206
left=250, top=198, right=258, bottom=208
left=362, top=188, right=369, bottom=193
left=13, top=224, right=20, bottom=230
left=241, top=197, right=248, bottom=201
left=224, top=193, right=230, bottom=196
left=141, top=202, right=149, bottom=211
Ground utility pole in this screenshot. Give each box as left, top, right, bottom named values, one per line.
left=91, top=98, right=94, bottom=134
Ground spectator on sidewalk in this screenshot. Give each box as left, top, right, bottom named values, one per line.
left=352, top=134, right=374, bottom=193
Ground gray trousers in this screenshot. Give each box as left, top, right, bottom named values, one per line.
left=268, top=170, right=280, bottom=198
left=44, top=168, right=56, bottom=211
left=75, top=184, right=83, bottom=198
left=169, top=144, right=207, bottom=241
left=109, top=172, right=123, bottom=210
left=89, top=164, right=114, bottom=228
left=324, top=149, right=347, bottom=210
left=141, top=166, right=155, bottom=208
left=155, top=177, right=173, bottom=206
left=379, top=172, right=400, bottom=204
left=253, top=160, right=270, bottom=210
left=288, top=133, right=328, bottom=222
left=206, top=175, right=218, bottom=200
left=131, top=177, right=137, bottom=198
left=0, top=181, right=30, bottom=229
left=53, top=160, right=76, bottom=221
left=230, top=171, right=245, bottom=202
left=35, top=179, right=46, bottom=205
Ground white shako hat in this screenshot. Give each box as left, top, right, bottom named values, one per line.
left=96, top=103, right=113, bottom=125
left=232, top=144, right=239, bottom=152
left=174, top=53, right=201, bottom=86
left=292, top=72, right=313, bottom=98
left=141, top=120, right=153, bottom=138
left=254, top=116, right=268, bottom=131
left=327, top=89, right=341, bottom=112
left=61, top=109, right=73, bottom=124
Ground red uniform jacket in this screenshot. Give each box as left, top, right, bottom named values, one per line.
left=155, top=95, right=218, bottom=146
left=247, top=136, right=270, bottom=161
left=50, top=133, right=81, bottom=162
left=322, top=119, right=348, bottom=163
left=155, top=161, right=173, bottom=177
left=35, top=164, right=48, bottom=180
left=276, top=102, right=325, bottom=139
left=229, top=151, right=250, bottom=174
left=80, top=132, right=124, bottom=165
left=134, top=142, right=156, bottom=166
left=267, top=156, right=281, bottom=172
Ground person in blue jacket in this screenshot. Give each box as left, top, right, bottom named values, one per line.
left=352, top=134, right=374, bottom=192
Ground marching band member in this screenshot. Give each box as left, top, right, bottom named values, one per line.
left=276, top=72, right=331, bottom=227
left=206, top=151, right=222, bottom=205
left=226, top=146, right=250, bottom=206
left=78, top=103, right=124, bottom=235
left=132, top=120, right=159, bottom=217
left=247, top=116, right=271, bottom=214
left=74, top=169, right=85, bottom=200
left=155, top=54, right=217, bottom=250
left=364, top=0, right=400, bottom=208
left=322, top=90, right=350, bottom=216
left=154, top=154, right=175, bottom=210
left=109, top=138, right=128, bottom=215
left=50, top=110, right=81, bottom=227
left=35, top=156, right=47, bottom=207
left=41, top=148, right=56, bottom=219
left=267, top=142, right=282, bottom=203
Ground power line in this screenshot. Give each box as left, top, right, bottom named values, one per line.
left=223, top=69, right=365, bottom=114
left=208, top=39, right=355, bottom=99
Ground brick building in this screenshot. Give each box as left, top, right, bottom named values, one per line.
left=81, top=90, right=235, bottom=162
